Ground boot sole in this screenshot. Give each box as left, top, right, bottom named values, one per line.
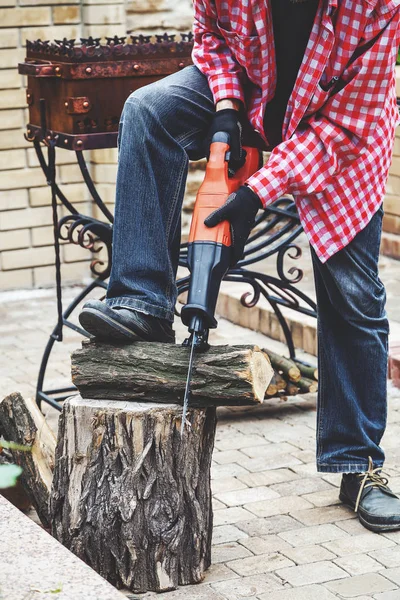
left=79, top=307, right=144, bottom=342
left=339, top=492, right=400, bottom=532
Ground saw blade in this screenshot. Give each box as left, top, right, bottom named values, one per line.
left=181, top=333, right=196, bottom=435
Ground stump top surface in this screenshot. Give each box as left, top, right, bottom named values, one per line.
left=68, top=394, right=186, bottom=413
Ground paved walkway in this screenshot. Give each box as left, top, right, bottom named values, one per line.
left=1, top=286, right=400, bottom=600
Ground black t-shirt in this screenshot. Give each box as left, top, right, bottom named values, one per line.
left=263, top=0, right=320, bottom=148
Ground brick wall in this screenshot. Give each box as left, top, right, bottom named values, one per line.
left=0, top=5, right=399, bottom=290
left=0, top=0, right=82, bottom=290
left=0, top=0, right=170, bottom=291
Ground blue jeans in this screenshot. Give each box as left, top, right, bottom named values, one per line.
left=107, top=65, right=389, bottom=473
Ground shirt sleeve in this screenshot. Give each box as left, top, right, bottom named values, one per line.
left=192, top=0, right=246, bottom=105
left=246, top=8, right=400, bottom=207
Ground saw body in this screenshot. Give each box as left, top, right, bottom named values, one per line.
left=180, top=132, right=260, bottom=432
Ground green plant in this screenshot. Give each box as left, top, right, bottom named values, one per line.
left=0, top=464, right=23, bottom=489
left=0, top=439, right=31, bottom=489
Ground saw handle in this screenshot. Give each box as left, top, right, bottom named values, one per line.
left=188, top=134, right=261, bottom=246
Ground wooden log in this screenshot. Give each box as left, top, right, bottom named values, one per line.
left=50, top=395, right=217, bottom=593
left=0, top=392, right=56, bottom=527
left=274, top=372, right=288, bottom=391
left=293, top=360, right=318, bottom=382
left=286, top=383, right=301, bottom=396
left=266, top=373, right=287, bottom=397
left=71, top=341, right=274, bottom=406
left=297, top=377, right=318, bottom=394
left=262, top=350, right=301, bottom=382
left=266, top=380, right=278, bottom=397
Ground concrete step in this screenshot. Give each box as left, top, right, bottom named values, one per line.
left=0, top=495, right=126, bottom=600
left=215, top=280, right=318, bottom=357
left=214, top=280, right=400, bottom=366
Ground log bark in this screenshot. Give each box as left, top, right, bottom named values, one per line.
left=50, top=395, right=217, bottom=593
left=286, top=383, right=301, bottom=396
left=0, top=392, right=56, bottom=527
left=274, top=372, right=288, bottom=391
left=297, top=377, right=318, bottom=394
left=71, top=341, right=274, bottom=406
left=293, top=361, right=318, bottom=381
left=266, top=373, right=286, bottom=397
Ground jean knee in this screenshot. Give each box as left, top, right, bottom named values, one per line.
left=127, top=83, right=160, bottom=107
left=337, top=272, right=387, bottom=328
left=123, top=81, right=173, bottom=127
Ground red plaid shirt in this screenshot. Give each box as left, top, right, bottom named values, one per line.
left=192, top=0, right=400, bottom=262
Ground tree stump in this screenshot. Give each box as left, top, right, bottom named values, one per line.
left=50, top=395, right=217, bottom=593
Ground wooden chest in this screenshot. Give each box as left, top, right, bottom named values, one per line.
left=18, top=34, right=194, bottom=151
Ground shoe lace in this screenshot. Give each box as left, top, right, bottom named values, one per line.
left=355, top=456, right=390, bottom=513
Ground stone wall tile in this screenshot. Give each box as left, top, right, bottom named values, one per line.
left=2, top=245, right=55, bottom=270
left=0, top=228, right=30, bottom=251
left=0, top=149, right=26, bottom=170
left=0, top=109, right=24, bottom=131
left=0, top=28, right=18, bottom=47
left=0, top=189, right=28, bottom=211
left=52, top=5, right=81, bottom=25
left=0, top=7, right=51, bottom=28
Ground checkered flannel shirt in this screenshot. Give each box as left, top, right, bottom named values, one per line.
left=192, top=0, right=400, bottom=262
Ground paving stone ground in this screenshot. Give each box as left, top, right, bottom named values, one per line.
left=1, top=285, right=400, bottom=600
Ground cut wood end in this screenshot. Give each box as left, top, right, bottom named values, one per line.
left=266, top=384, right=278, bottom=397
left=288, top=367, right=301, bottom=382
left=249, top=348, right=274, bottom=403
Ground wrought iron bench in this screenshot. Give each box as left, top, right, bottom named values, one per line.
left=18, top=34, right=316, bottom=410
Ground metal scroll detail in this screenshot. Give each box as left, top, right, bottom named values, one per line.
left=34, top=141, right=113, bottom=279
left=58, top=214, right=112, bottom=278
left=177, top=197, right=317, bottom=360
left=32, top=134, right=316, bottom=409
left=33, top=139, right=112, bottom=410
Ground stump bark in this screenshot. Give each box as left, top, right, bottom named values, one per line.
left=71, top=340, right=274, bottom=406
left=50, top=395, right=217, bottom=593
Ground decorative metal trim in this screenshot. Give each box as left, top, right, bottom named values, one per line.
left=178, top=195, right=317, bottom=360
left=28, top=125, right=118, bottom=151
left=19, top=56, right=192, bottom=80
left=24, top=33, right=194, bottom=63
left=58, top=213, right=112, bottom=278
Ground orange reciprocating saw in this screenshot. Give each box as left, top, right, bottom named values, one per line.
left=180, top=132, right=260, bottom=432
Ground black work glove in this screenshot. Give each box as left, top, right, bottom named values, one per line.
left=206, top=109, right=246, bottom=176
left=204, top=185, right=263, bottom=267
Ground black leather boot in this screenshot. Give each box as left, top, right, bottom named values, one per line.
left=339, top=457, right=400, bottom=532
left=79, top=299, right=175, bottom=343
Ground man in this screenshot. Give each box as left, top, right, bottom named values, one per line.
left=79, top=0, right=400, bottom=532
